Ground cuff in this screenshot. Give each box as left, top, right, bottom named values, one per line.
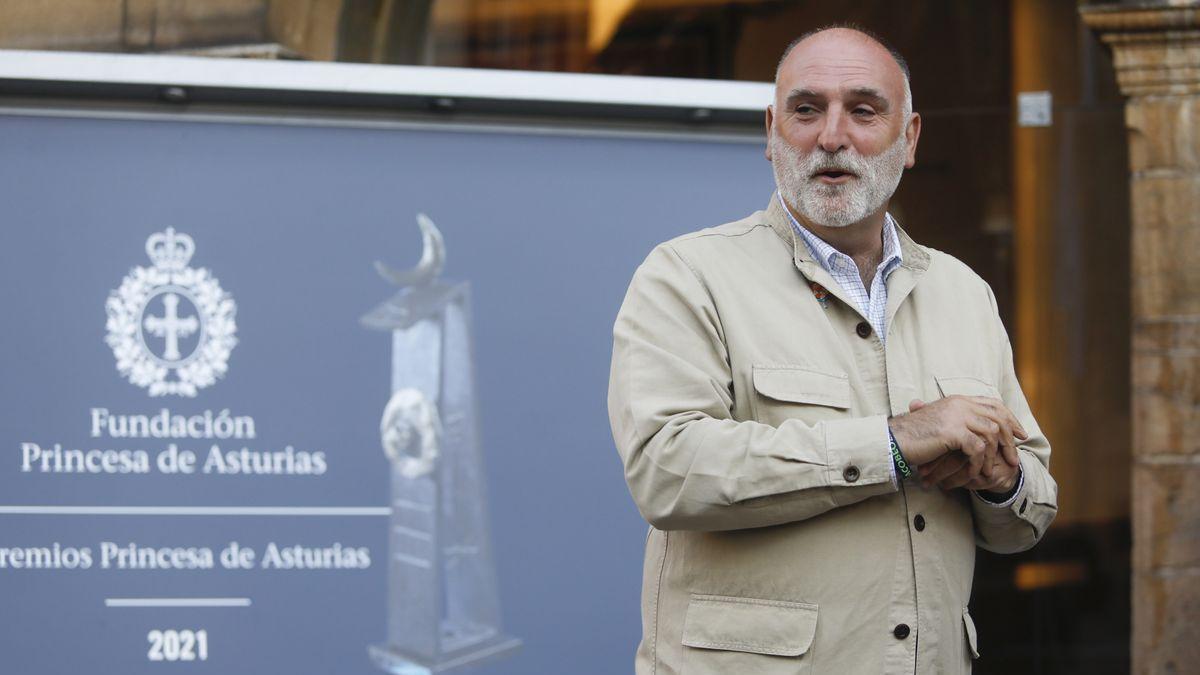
left=823, top=416, right=898, bottom=503
left=887, top=430, right=898, bottom=490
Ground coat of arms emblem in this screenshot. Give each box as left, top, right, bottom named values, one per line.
left=104, top=228, right=237, bottom=397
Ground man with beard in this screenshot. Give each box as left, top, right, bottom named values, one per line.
left=607, top=25, right=1057, bottom=674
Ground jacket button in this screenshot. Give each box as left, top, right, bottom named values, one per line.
left=843, top=466, right=860, bottom=483
left=894, top=623, right=911, bottom=640
left=855, top=321, right=872, bottom=338
left=914, top=515, right=926, bottom=531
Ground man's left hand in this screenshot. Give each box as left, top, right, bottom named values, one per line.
left=918, top=449, right=1020, bottom=493
left=908, top=399, right=1021, bottom=494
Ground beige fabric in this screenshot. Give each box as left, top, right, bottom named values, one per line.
left=608, top=195, right=1058, bottom=674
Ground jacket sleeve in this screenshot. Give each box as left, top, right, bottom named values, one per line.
left=971, top=286, right=1059, bottom=553
left=608, top=243, right=896, bottom=532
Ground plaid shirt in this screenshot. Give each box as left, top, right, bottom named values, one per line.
left=778, top=193, right=903, bottom=342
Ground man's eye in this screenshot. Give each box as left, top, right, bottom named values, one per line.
left=853, top=107, right=876, bottom=117
left=795, top=105, right=818, bottom=114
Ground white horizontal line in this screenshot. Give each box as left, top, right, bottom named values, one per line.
left=0, top=506, right=390, bottom=516
left=0, top=49, right=773, bottom=111
left=393, top=552, right=432, bottom=569
left=106, top=597, right=251, bottom=608
left=392, top=525, right=433, bottom=542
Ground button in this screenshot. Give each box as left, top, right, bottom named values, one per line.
left=893, top=623, right=910, bottom=640
left=855, top=321, right=872, bottom=338
left=914, top=515, right=926, bottom=531
left=843, top=466, right=860, bottom=483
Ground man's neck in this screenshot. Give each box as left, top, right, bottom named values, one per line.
left=786, top=201, right=887, bottom=260
left=782, top=198, right=889, bottom=286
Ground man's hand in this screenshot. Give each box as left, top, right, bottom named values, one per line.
left=888, top=396, right=1027, bottom=486
left=917, top=449, right=1021, bottom=493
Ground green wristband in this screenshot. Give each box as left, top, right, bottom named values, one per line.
left=889, top=429, right=914, bottom=480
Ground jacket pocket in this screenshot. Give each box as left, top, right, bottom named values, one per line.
left=962, top=607, right=980, bottom=659
left=752, top=365, right=850, bottom=428
left=681, top=594, right=818, bottom=674
left=935, top=374, right=1001, bottom=400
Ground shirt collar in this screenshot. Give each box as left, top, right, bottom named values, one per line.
left=777, top=193, right=904, bottom=276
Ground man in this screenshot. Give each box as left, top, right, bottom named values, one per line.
left=607, top=26, right=1058, bottom=674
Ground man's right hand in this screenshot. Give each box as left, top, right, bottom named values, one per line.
left=887, top=395, right=1028, bottom=477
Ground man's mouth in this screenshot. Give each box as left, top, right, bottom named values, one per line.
left=813, top=169, right=857, bottom=184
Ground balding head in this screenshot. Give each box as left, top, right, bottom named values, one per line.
left=776, top=26, right=912, bottom=117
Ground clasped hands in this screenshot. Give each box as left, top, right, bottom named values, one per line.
left=887, top=395, right=1025, bottom=495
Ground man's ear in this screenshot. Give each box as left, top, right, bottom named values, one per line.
left=904, top=112, right=922, bottom=168
left=764, top=105, right=774, bottom=161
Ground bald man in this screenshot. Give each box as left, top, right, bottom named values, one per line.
left=608, top=26, right=1057, bottom=673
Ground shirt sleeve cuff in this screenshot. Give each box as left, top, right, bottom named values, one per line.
left=887, top=430, right=898, bottom=490
left=972, top=468, right=1024, bottom=508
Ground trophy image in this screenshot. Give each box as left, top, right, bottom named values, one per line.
left=364, top=215, right=520, bottom=674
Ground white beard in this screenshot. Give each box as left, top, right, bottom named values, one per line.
left=771, top=125, right=909, bottom=229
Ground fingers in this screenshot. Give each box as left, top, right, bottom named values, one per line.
left=908, top=399, right=926, bottom=412
left=959, top=454, right=1020, bottom=493
left=966, top=398, right=1026, bottom=467
left=920, top=453, right=966, bottom=488
left=964, top=438, right=986, bottom=482
left=954, top=427, right=988, bottom=484
left=1000, top=443, right=1020, bottom=468
left=962, top=415, right=1000, bottom=477
left=970, top=397, right=1028, bottom=440
left=930, top=451, right=990, bottom=491
left=961, top=456, right=1003, bottom=490
left=941, top=465, right=976, bottom=490
left=966, top=467, right=1017, bottom=493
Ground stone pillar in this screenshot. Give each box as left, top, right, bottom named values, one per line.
left=1081, top=3, right=1200, bottom=673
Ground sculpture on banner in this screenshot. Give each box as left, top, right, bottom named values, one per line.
left=364, top=214, right=520, bottom=674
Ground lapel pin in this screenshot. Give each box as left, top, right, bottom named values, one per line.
left=809, top=282, right=830, bottom=309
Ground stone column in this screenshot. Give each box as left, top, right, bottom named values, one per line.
left=1082, top=3, right=1200, bottom=673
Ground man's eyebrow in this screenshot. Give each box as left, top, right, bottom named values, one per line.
left=848, top=87, right=891, bottom=110
left=785, top=88, right=823, bottom=102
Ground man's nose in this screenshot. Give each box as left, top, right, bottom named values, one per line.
left=816, top=107, right=850, bottom=153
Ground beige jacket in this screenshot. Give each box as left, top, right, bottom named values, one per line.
left=607, top=196, right=1058, bottom=674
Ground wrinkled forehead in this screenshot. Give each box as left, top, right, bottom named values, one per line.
left=775, top=31, right=906, bottom=106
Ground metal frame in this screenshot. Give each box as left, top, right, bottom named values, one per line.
left=0, top=49, right=773, bottom=139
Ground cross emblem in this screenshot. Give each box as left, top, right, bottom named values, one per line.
left=143, top=292, right=199, bottom=361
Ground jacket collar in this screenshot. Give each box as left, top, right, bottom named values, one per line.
left=765, top=192, right=931, bottom=273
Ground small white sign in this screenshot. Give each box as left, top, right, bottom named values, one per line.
left=1018, top=91, right=1052, bottom=127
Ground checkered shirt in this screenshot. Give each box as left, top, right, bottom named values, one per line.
left=778, top=193, right=903, bottom=343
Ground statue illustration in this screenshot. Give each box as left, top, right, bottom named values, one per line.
left=364, top=214, right=520, bottom=674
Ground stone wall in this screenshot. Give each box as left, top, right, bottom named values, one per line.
left=1083, top=3, right=1200, bottom=672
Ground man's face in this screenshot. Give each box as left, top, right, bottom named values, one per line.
left=766, top=29, right=921, bottom=229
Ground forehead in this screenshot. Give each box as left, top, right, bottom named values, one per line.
left=777, top=31, right=904, bottom=101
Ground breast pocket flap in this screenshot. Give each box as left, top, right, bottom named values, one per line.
left=752, top=366, right=850, bottom=410
left=935, top=374, right=1001, bottom=400
left=681, top=594, right=818, bottom=657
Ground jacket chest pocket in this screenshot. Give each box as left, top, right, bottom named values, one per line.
left=751, top=365, right=851, bottom=428
left=681, top=594, right=818, bottom=675
left=935, top=374, right=1002, bottom=400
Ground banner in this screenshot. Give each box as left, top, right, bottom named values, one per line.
left=0, top=110, right=770, bottom=674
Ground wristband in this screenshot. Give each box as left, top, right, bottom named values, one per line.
left=889, top=429, right=914, bottom=480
